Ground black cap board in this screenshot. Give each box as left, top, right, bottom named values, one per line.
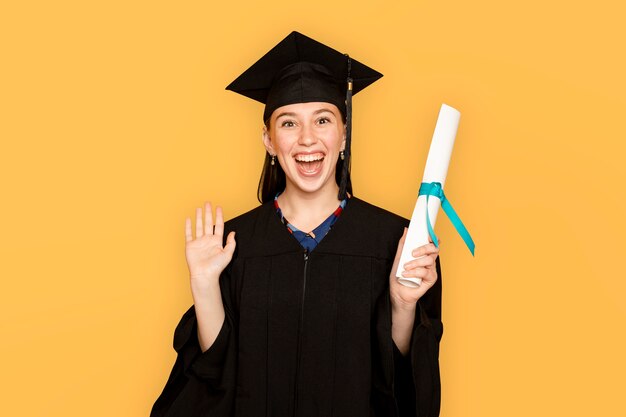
left=225, top=31, right=383, bottom=123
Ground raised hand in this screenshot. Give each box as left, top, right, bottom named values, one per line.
left=185, top=202, right=236, bottom=291
left=389, top=228, right=440, bottom=307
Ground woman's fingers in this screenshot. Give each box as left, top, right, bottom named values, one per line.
left=224, top=231, right=236, bottom=255
left=196, top=207, right=204, bottom=238
left=403, top=255, right=435, bottom=270
left=411, top=243, right=439, bottom=258
left=214, top=206, right=224, bottom=237
left=402, top=240, right=440, bottom=270
left=186, top=202, right=227, bottom=241
left=401, top=267, right=429, bottom=279
left=204, top=202, right=213, bottom=236
left=185, top=217, right=192, bottom=242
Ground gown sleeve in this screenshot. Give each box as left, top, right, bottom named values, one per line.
left=150, top=264, right=238, bottom=417
left=393, top=255, right=443, bottom=417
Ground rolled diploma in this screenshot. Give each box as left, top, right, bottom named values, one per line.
left=396, top=104, right=460, bottom=287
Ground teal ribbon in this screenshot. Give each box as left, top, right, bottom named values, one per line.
left=418, top=182, right=475, bottom=256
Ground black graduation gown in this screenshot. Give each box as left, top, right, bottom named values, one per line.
left=151, top=197, right=443, bottom=417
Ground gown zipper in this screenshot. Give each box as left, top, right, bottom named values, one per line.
left=293, top=249, right=309, bottom=417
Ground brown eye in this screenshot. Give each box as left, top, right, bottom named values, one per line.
left=317, top=117, right=331, bottom=125
left=281, top=120, right=295, bottom=127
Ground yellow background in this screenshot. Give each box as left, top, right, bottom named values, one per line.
left=1, top=0, right=625, bottom=416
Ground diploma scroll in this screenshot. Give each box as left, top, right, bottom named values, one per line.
left=397, top=104, right=460, bottom=288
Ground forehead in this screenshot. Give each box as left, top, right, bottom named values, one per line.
left=271, top=102, right=341, bottom=119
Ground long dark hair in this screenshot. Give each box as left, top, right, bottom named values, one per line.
left=257, top=119, right=352, bottom=203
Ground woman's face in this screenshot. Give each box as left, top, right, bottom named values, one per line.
left=263, top=101, right=346, bottom=198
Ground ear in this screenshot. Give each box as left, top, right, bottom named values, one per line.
left=262, top=126, right=275, bottom=155
left=340, top=130, right=346, bottom=152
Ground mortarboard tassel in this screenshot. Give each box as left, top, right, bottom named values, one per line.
left=338, top=55, right=353, bottom=200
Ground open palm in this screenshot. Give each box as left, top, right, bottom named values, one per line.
left=185, top=202, right=236, bottom=286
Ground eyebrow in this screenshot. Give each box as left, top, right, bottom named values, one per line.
left=275, top=108, right=335, bottom=120
left=275, top=111, right=296, bottom=119
left=313, top=108, right=335, bottom=116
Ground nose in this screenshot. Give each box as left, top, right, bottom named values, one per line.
left=298, top=121, right=317, bottom=146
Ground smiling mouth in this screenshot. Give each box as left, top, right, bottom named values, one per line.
left=294, top=153, right=325, bottom=174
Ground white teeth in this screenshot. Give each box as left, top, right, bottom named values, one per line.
left=295, top=154, right=324, bottom=162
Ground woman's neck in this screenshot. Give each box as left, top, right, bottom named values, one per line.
left=277, top=184, right=343, bottom=233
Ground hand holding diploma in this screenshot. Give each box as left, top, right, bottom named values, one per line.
left=397, top=104, right=475, bottom=288
left=390, top=228, right=440, bottom=307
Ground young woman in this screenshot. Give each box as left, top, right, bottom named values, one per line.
left=151, top=31, right=443, bottom=417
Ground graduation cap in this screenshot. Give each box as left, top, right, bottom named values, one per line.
left=226, top=31, right=383, bottom=200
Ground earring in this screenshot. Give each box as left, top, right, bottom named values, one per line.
left=270, top=154, right=276, bottom=165
left=340, top=150, right=345, bottom=161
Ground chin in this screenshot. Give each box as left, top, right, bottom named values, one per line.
left=286, top=171, right=337, bottom=196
